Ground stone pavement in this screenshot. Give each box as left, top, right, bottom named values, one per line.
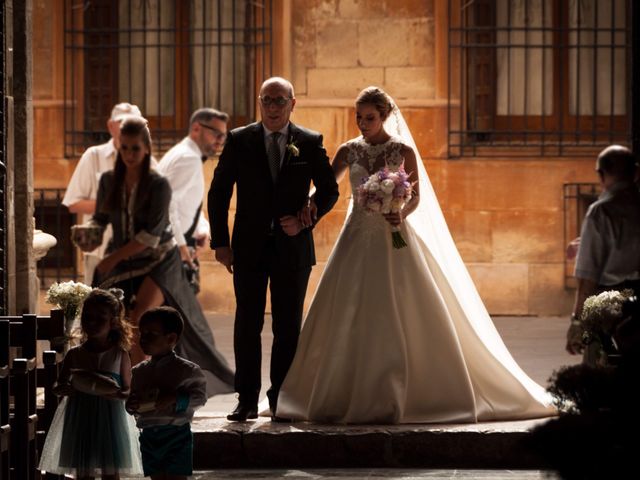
left=189, top=314, right=578, bottom=469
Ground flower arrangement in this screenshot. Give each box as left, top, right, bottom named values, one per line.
left=357, top=166, right=413, bottom=249
left=580, top=289, right=634, bottom=365
left=286, top=137, right=300, bottom=157
left=45, top=281, right=93, bottom=335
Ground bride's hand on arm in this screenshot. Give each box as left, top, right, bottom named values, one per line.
left=297, top=197, right=317, bottom=228
left=298, top=145, right=348, bottom=228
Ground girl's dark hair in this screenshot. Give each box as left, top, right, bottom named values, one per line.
left=79, top=289, right=134, bottom=350
left=355, top=86, right=395, bottom=121
left=103, top=116, right=153, bottom=213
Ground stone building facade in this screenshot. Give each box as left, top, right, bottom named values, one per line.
left=31, top=0, right=635, bottom=315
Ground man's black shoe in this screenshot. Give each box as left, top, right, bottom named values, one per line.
left=227, top=403, right=258, bottom=422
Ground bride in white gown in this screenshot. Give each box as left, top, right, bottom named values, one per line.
left=276, top=86, right=555, bottom=424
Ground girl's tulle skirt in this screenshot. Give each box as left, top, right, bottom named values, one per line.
left=39, top=394, right=143, bottom=477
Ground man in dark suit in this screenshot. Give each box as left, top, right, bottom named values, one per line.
left=208, top=77, right=339, bottom=421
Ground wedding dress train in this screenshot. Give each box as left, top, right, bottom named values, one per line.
left=276, top=130, right=555, bottom=424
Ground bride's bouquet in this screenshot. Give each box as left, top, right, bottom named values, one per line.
left=357, top=166, right=412, bottom=249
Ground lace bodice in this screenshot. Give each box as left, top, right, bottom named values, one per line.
left=344, top=136, right=407, bottom=236
left=346, top=136, right=405, bottom=200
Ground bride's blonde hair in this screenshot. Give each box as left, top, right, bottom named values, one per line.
left=355, top=86, right=395, bottom=121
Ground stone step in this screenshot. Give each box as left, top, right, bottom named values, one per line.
left=192, top=415, right=551, bottom=470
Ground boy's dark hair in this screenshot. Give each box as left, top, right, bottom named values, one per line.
left=139, top=306, right=184, bottom=337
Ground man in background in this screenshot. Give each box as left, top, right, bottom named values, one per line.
left=566, top=145, right=640, bottom=364
left=157, top=108, right=229, bottom=292
left=63, top=102, right=144, bottom=284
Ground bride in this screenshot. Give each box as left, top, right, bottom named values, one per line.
left=275, top=86, right=555, bottom=424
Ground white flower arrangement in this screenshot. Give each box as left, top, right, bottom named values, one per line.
left=580, top=289, right=634, bottom=365
left=45, top=281, right=93, bottom=334
left=581, top=289, right=633, bottom=329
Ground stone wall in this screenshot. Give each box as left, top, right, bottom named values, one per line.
left=30, top=0, right=598, bottom=315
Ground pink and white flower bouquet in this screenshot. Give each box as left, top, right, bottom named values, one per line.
left=357, top=166, right=413, bottom=249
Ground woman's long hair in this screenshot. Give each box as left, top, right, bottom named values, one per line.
left=102, top=116, right=154, bottom=213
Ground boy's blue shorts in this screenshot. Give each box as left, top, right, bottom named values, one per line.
left=140, top=423, right=193, bottom=476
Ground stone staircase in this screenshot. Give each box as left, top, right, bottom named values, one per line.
left=191, top=416, right=551, bottom=469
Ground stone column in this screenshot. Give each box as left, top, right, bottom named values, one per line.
left=11, top=0, right=35, bottom=314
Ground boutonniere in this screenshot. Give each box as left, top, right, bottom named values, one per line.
left=286, top=137, right=300, bottom=157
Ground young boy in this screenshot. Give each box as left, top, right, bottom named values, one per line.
left=126, top=306, right=207, bottom=480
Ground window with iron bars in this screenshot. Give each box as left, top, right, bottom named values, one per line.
left=64, top=0, right=273, bottom=158
left=448, top=0, right=632, bottom=157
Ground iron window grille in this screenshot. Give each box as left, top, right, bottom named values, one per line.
left=448, top=0, right=632, bottom=157
left=64, top=0, right=272, bottom=158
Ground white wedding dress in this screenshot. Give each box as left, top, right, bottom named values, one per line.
left=276, top=119, right=555, bottom=424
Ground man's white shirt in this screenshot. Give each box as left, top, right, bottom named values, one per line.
left=157, top=137, right=210, bottom=246
left=63, top=139, right=117, bottom=225
left=62, top=140, right=117, bottom=260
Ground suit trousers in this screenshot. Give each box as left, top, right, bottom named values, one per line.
left=232, top=237, right=311, bottom=408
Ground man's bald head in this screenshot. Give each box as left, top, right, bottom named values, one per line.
left=596, top=145, right=637, bottom=182
left=260, top=77, right=295, bottom=98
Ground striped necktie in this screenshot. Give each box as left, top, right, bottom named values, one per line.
left=268, top=132, right=281, bottom=182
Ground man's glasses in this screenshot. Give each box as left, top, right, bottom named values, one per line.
left=259, top=95, right=291, bottom=107
left=198, top=122, right=227, bottom=140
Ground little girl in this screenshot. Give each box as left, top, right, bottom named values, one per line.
left=39, top=288, right=143, bottom=479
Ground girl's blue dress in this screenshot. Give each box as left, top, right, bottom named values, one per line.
left=39, top=345, right=143, bottom=477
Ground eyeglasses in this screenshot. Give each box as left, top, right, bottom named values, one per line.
left=259, top=95, right=291, bottom=107
left=198, top=122, right=227, bottom=140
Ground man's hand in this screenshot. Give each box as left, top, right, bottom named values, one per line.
left=566, top=322, right=585, bottom=355
left=280, top=215, right=304, bottom=236
left=215, top=246, right=234, bottom=274
left=194, top=234, right=209, bottom=258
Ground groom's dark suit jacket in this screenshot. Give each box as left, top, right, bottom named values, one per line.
left=208, top=122, right=339, bottom=270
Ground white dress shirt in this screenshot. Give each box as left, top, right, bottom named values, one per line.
left=157, top=137, right=210, bottom=247
left=63, top=140, right=117, bottom=276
